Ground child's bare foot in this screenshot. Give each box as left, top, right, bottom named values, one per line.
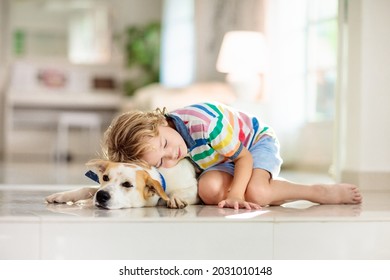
left=315, top=184, right=362, bottom=204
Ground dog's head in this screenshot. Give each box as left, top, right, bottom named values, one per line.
left=86, top=159, right=169, bottom=209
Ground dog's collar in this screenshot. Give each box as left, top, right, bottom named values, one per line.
left=158, top=171, right=166, bottom=191
left=85, top=170, right=100, bottom=183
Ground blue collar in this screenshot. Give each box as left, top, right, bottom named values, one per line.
left=158, top=170, right=166, bottom=191
left=85, top=170, right=100, bottom=183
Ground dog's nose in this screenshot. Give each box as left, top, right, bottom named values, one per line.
left=96, top=190, right=111, bottom=204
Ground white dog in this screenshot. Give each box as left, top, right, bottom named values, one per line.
left=46, top=158, right=200, bottom=209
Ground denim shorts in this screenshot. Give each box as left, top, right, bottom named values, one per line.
left=202, top=136, right=283, bottom=178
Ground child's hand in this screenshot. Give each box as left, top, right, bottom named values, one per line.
left=218, top=197, right=261, bottom=210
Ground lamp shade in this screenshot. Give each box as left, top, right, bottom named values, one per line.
left=216, top=31, right=266, bottom=74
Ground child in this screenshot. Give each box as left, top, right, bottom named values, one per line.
left=103, top=102, right=362, bottom=210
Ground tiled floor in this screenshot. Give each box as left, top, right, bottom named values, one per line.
left=1, top=161, right=390, bottom=260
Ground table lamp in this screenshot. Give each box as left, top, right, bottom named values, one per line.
left=216, top=31, right=266, bottom=101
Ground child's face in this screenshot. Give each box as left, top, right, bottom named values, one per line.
left=142, top=125, right=188, bottom=168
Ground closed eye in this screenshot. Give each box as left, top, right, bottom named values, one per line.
left=122, top=181, right=133, bottom=188
left=160, top=139, right=168, bottom=166
left=156, top=139, right=167, bottom=168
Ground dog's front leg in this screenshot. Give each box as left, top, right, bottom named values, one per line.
left=45, top=187, right=98, bottom=204
left=167, top=186, right=200, bottom=209
left=167, top=187, right=200, bottom=209
left=167, top=196, right=188, bottom=209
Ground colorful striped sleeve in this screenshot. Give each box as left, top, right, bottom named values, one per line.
left=207, top=113, right=243, bottom=160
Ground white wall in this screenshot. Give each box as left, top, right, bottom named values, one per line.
left=6, top=0, right=162, bottom=63
left=195, top=0, right=265, bottom=82
left=338, top=0, right=390, bottom=190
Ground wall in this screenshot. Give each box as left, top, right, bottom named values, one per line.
left=6, top=0, right=162, bottom=63
left=338, top=0, right=390, bottom=190
left=195, top=0, right=265, bottom=82
left=1, top=0, right=163, bottom=162
left=110, top=0, right=163, bottom=63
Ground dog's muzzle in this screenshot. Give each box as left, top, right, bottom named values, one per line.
left=95, top=190, right=111, bottom=208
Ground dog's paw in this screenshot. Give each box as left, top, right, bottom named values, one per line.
left=167, top=197, right=188, bottom=209
left=45, top=192, right=73, bottom=204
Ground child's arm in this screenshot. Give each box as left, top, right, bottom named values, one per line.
left=218, top=147, right=261, bottom=210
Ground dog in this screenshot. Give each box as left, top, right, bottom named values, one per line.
left=45, top=158, right=200, bottom=209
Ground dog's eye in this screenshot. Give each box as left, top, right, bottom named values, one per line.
left=102, top=175, right=109, bottom=182
left=122, top=181, right=133, bottom=188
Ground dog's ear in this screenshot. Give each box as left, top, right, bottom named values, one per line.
left=143, top=172, right=169, bottom=201
left=86, top=159, right=110, bottom=174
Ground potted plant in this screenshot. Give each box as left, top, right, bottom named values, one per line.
left=123, top=22, right=161, bottom=96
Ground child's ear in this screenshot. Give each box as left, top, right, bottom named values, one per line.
left=86, top=159, right=110, bottom=174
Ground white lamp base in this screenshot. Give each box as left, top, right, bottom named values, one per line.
left=226, top=73, right=261, bottom=101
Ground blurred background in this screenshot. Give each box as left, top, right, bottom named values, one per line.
left=0, top=0, right=389, bottom=190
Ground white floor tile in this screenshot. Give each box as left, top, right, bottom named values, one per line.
left=274, top=222, right=390, bottom=259
left=41, top=222, right=273, bottom=259
left=0, top=222, right=40, bottom=260
left=1, top=161, right=390, bottom=260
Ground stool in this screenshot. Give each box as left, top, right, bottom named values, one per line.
left=56, top=112, right=102, bottom=163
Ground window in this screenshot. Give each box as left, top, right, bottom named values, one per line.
left=305, top=0, right=338, bottom=121
left=160, top=0, right=195, bottom=87
left=266, top=0, right=338, bottom=126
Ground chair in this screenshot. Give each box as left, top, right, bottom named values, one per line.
left=56, top=112, right=101, bottom=163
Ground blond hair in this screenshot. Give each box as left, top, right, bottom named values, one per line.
left=103, top=108, right=167, bottom=163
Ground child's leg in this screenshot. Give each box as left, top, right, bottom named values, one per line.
left=198, top=168, right=362, bottom=206
left=245, top=169, right=363, bottom=206
left=198, top=170, right=232, bottom=204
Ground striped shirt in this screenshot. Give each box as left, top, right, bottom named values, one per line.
left=167, top=102, right=275, bottom=170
